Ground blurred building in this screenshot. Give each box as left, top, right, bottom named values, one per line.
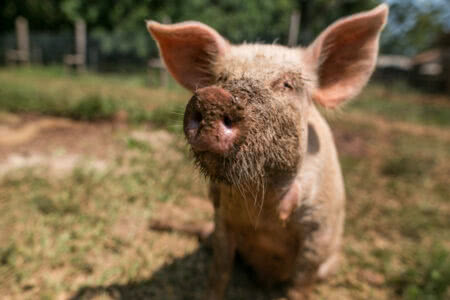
left=375, top=32, right=450, bottom=95
left=410, top=33, right=450, bottom=94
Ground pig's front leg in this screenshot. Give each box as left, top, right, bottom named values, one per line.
left=286, top=261, right=317, bottom=300
left=205, top=211, right=236, bottom=300
left=286, top=218, right=322, bottom=300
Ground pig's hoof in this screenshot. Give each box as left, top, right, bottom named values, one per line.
left=287, top=290, right=311, bottom=300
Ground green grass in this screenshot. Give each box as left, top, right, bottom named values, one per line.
left=0, top=66, right=449, bottom=299
left=147, top=103, right=186, bottom=133
left=0, top=65, right=188, bottom=124
left=348, top=82, right=450, bottom=127
left=391, top=245, right=450, bottom=300
left=0, top=131, right=205, bottom=299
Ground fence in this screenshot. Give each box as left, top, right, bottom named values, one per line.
left=0, top=31, right=159, bottom=72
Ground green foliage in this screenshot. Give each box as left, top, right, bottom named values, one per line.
left=296, top=0, right=381, bottom=44
left=391, top=245, right=450, bottom=300
left=0, top=0, right=72, bottom=31
left=381, top=155, right=435, bottom=179
left=68, top=95, right=120, bottom=121
left=148, top=103, right=185, bottom=133
left=0, top=0, right=399, bottom=59
left=0, top=67, right=159, bottom=123
left=0, top=81, right=122, bottom=121
left=0, top=80, right=69, bottom=115
left=126, top=137, right=151, bottom=152
left=383, top=0, right=450, bottom=55
left=2, top=0, right=449, bottom=57
left=32, top=194, right=80, bottom=216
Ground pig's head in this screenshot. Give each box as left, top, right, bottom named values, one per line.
left=147, top=4, right=388, bottom=186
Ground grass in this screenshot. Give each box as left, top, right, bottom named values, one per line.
left=391, top=245, right=450, bottom=300
left=347, top=81, right=450, bottom=127
left=0, top=66, right=449, bottom=299
left=0, top=131, right=205, bottom=299
left=0, top=65, right=188, bottom=124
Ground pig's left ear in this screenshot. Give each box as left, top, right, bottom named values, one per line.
left=147, top=21, right=230, bottom=92
left=305, top=4, right=388, bottom=108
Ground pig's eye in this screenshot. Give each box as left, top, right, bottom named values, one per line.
left=283, top=81, right=294, bottom=90
left=271, top=75, right=298, bottom=92
left=217, top=73, right=229, bottom=82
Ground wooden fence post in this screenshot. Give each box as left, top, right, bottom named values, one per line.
left=17, top=17, right=30, bottom=63
left=75, top=19, right=87, bottom=71
left=64, top=19, right=87, bottom=71
left=288, top=10, right=300, bottom=47
left=5, top=16, right=30, bottom=64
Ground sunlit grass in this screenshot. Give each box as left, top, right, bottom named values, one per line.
left=348, top=82, right=450, bottom=127
left=0, top=66, right=189, bottom=123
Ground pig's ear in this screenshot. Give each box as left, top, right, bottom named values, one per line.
left=147, top=21, right=229, bottom=92
left=305, top=4, right=388, bottom=108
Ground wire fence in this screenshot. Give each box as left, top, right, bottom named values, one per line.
left=0, top=32, right=158, bottom=72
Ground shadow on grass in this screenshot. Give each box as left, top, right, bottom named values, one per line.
left=70, top=247, right=286, bottom=300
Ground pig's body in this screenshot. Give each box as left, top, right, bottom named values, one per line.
left=212, top=105, right=345, bottom=283
left=147, top=5, right=388, bottom=299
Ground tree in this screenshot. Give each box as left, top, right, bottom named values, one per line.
left=382, top=0, right=450, bottom=55
left=1, top=0, right=448, bottom=60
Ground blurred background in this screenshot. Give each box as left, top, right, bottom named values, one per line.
left=0, top=1, right=449, bottom=300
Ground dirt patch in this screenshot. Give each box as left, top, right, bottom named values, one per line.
left=0, top=153, right=108, bottom=176
left=0, top=114, right=122, bottom=176
left=0, top=117, right=74, bottom=147
left=130, top=129, right=183, bottom=162
left=149, top=196, right=214, bottom=240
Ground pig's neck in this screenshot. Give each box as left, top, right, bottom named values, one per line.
left=215, top=171, right=302, bottom=228
left=224, top=171, right=299, bottom=209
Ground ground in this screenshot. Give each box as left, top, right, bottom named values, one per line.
left=0, top=67, right=449, bottom=300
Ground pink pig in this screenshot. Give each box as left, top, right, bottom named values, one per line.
left=147, top=4, right=388, bottom=299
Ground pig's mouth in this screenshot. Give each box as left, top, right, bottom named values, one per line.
left=191, top=144, right=242, bottom=184
left=190, top=137, right=270, bottom=188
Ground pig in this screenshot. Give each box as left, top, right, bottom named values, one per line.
left=147, top=4, right=388, bottom=300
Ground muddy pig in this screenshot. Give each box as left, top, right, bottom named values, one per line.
left=147, top=4, right=388, bottom=300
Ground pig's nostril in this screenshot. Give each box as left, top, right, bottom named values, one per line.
left=193, top=111, right=203, bottom=123
left=223, top=115, right=232, bottom=128
left=188, top=110, right=203, bottom=131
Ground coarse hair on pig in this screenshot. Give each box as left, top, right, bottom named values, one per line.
left=147, top=4, right=388, bottom=300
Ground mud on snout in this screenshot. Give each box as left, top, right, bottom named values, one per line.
left=183, top=79, right=302, bottom=187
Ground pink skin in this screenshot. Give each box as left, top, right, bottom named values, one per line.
left=184, top=86, right=240, bottom=155
left=278, top=183, right=300, bottom=222
left=147, top=4, right=389, bottom=300
left=186, top=119, right=236, bottom=154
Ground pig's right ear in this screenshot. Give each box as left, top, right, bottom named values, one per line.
left=146, top=21, right=229, bottom=92
left=305, top=4, right=388, bottom=108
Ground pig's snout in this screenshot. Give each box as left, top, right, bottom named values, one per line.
left=184, top=86, right=239, bottom=155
